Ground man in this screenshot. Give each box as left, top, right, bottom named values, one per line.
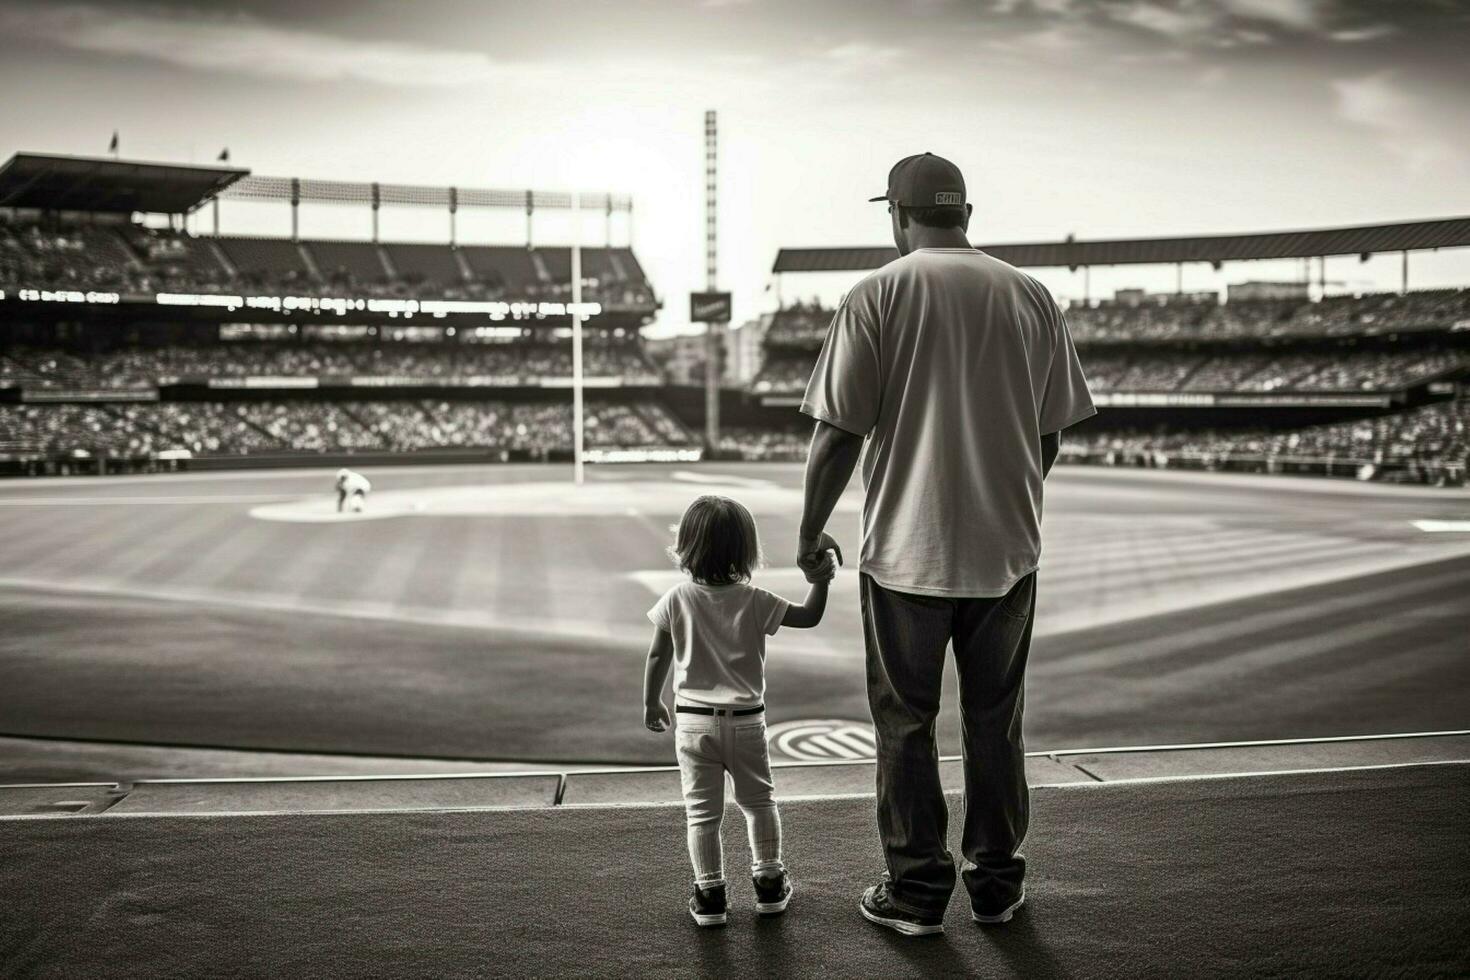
left=795, top=152, right=1095, bottom=936
left=335, top=467, right=371, bottom=513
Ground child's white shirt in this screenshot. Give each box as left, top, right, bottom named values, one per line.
left=647, top=580, right=790, bottom=707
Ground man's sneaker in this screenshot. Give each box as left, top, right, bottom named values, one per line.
left=971, top=887, right=1025, bottom=925
left=753, top=871, right=793, bottom=916
left=688, top=883, right=727, bottom=927
left=859, top=883, right=944, bottom=936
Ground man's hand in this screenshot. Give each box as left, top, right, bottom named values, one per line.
left=801, top=550, right=837, bottom=583
left=644, top=700, right=672, bottom=733
left=796, top=531, right=844, bottom=573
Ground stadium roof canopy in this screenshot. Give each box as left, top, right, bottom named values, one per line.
left=0, top=153, right=249, bottom=215
left=772, top=216, right=1470, bottom=274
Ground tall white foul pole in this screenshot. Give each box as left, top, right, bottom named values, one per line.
left=571, top=192, right=585, bottom=485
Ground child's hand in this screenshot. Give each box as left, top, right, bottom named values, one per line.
left=645, top=700, right=672, bottom=733
left=801, top=549, right=838, bottom=584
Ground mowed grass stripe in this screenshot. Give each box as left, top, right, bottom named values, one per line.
left=1038, top=531, right=1365, bottom=591
left=0, top=503, right=132, bottom=575
left=190, top=520, right=311, bottom=594
left=446, top=511, right=504, bottom=619
left=323, top=519, right=441, bottom=610
left=84, top=504, right=247, bottom=589
left=1040, top=529, right=1310, bottom=579
left=1043, top=527, right=1268, bottom=563
left=1034, top=557, right=1470, bottom=677
left=1131, top=601, right=1470, bottom=730
left=398, top=516, right=475, bottom=612
left=20, top=502, right=194, bottom=585
left=488, top=512, right=554, bottom=627
left=1117, top=592, right=1463, bottom=693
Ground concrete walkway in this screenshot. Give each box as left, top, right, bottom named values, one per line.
left=2, top=763, right=1466, bottom=978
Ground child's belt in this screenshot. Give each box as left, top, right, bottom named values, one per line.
left=675, top=704, right=765, bottom=717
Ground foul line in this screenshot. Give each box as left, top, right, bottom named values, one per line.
left=0, top=494, right=298, bottom=506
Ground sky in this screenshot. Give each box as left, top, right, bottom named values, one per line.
left=1, top=0, right=1467, bottom=336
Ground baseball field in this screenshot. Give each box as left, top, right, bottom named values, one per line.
left=3, top=462, right=1468, bottom=773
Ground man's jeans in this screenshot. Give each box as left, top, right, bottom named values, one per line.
left=674, top=710, right=784, bottom=886
left=860, top=571, right=1035, bottom=917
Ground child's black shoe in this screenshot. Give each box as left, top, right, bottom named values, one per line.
left=753, top=871, right=792, bottom=916
left=689, top=882, right=727, bottom=927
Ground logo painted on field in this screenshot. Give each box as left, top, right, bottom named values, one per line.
left=767, top=719, right=877, bottom=762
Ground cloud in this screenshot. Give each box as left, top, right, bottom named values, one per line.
left=1332, top=70, right=1455, bottom=173
left=825, top=41, right=908, bottom=67
left=1329, top=23, right=1397, bottom=42
left=1215, top=0, right=1324, bottom=31
left=996, top=0, right=1402, bottom=49
left=0, top=1, right=505, bottom=88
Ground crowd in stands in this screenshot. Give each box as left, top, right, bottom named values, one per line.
left=711, top=397, right=1469, bottom=481
left=0, top=399, right=692, bottom=459
left=0, top=341, right=661, bottom=390
left=750, top=355, right=817, bottom=394
left=752, top=346, right=1468, bottom=395
left=1068, top=397, right=1468, bottom=471
left=754, top=289, right=1470, bottom=352
left=763, top=302, right=832, bottom=347
left=1066, top=289, right=1470, bottom=342
left=0, top=221, right=657, bottom=308
left=715, top=426, right=809, bottom=461
left=0, top=223, right=136, bottom=292
left=1082, top=348, right=1467, bottom=392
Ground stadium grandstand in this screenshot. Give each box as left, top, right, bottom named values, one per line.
left=3, top=153, right=1468, bottom=486
left=736, top=222, right=1470, bottom=486
left=0, top=152, right=691, bottom=474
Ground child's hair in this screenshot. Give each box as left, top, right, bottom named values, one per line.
left=672, top=494, right=761, bottom=586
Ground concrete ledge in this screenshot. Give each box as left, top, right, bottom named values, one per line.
left=1064, top=733, right=1470, bottom=782
left=0, top=783, right=121, bottom=816
left=106, top=774, right=561, bottom=815
left=4, top=731, right=1466, bottom=817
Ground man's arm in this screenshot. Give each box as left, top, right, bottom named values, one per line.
left=797, top=420, right=863, bottom=564
left=1041, top=430, right=1061, bottom=479
left=781, top=579, right=830, bottom=630
left=642, top=628, right=674, bottom=732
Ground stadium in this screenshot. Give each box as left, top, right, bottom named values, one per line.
left=4, top=0, right=1470, bottom=964
left=3, top=145, right=1467, bottom=973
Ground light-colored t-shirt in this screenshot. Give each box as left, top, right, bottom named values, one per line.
left=801, top=247, right=1095, bottom=598
left=647, top=580, right=791, bottom=707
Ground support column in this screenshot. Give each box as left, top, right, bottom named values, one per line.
left=571, top=191, right=585, bottom=486
left=1402, top=250, right=1409, bottom=295
left=371, top=182, right=380, bottom=243
left=526, top=191, right=534, bottom=249
left=703, top=109, right=722, bottom=453
left=290, top=178, right=300, bottom=241
left=448, top=187, right=458, bottom=246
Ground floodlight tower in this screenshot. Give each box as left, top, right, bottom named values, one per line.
left=571, top=192, right=585, bottom=485
left=703, top=110, right=723, bottom=452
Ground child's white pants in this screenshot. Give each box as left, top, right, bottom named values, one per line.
left=674, top=708, right=784, bottom=886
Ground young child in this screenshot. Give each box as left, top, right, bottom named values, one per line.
left=643, top=494, right=837, bottom=927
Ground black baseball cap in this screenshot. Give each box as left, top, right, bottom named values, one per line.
left=869, top=152, right=966, bottom=208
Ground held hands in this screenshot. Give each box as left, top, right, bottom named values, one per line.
left=645, top=700, right=671, bottom=734
left=797, top=531, right=844, bottom=584
left=801, top=551, right=838, bottom=584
